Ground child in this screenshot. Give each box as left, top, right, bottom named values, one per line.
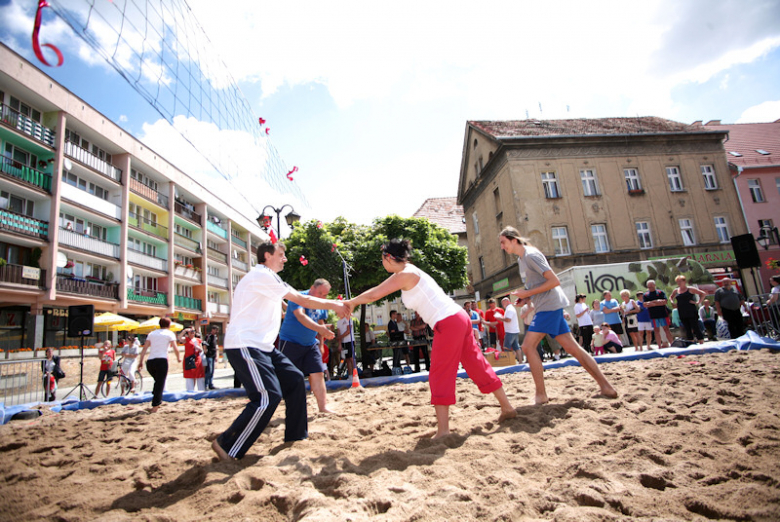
left=635, top=292, right=653, bottom=351
left=600, top=323, right=623, bottom=354
left=591, top=325, right=605, bottom=356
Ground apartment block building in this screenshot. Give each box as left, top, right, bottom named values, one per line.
left=0, top=44, right=268, bottom=352
left=457, top=117, right=748, bottom=300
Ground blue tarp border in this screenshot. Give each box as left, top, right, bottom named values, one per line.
left=3, top=331, right=777, bottom=424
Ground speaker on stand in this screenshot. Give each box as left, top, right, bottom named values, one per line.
left=64, top=304, right=96, bottom=401
left=730, top=234, right=762, bottom=298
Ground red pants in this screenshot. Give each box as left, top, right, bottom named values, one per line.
left=430, top=310, right=502, bottom=405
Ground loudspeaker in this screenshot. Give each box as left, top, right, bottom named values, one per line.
left=67, top=304, right=94, bottom=337
left=731, top=234, right=761, bottom=269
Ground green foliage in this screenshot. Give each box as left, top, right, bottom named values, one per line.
left=0, top=258, right=6, bottom=267
left=30, top=247, right=42, bottom=269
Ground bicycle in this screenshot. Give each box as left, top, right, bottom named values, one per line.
left=100, top=358, right=143, bottom=397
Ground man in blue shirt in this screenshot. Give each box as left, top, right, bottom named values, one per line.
left=279, top=278, right=335, bottom=413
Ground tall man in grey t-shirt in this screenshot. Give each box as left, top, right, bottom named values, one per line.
left=499, top=226, right=617, bottom=405
left=714, top=278, right=745, bottom=339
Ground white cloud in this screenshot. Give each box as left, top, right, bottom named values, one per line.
left=118, top=115, right=128, bottom=122
left=737, top=100, right=780, bottom=123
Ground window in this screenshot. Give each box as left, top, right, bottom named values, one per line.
left=232, top=274, right=241, bottom=287
left=624, top=169, right=642, bottom=191
left=9, top=96, right=41, bottom=123
left=776, top=177, right=780, bottom=195
left=541, top=172, right=560, bottom=198
left=580, top=169, right=599, bottom=196
left=748, top=179, right=765, bottom=202
left=131, top=168, right=158, bottom=191
left=472, top=212, right=480, bottom=235
left=701, top=165, right=717, bottom=189
left=86, top=262, right=106, bottom=280
left=208, top=265, right=220, bottom=277
left=479, top=156, right=484, bottom=172
left=4, top=143, right=38, bottom=169
left=176, top=284, right=193, bottom=298
left=666, top=166, right=683, bottom=192
left=679, top=219, right=696, bottom=246
left=479, top=256, right=486, bottom=280
left=493, top=188, right=502, bottom=217
left=636, top=222, right=652, bottom=249
left=65, top=129, right=111, bottom=163
left=714, top=216, right=730, bottom=243
left=551, top=227, right=571, bottom=256
left=128, top=237, right=156, bottom=257
left=175, top=224, right=193, bottom=238
left=175, top=254, right=194, bottom=266
left=758, top=219, right=777, bottom=245
left=591, top=224, right=610, bottom=253
left=208, top=291, right=219, bottom=303
left=1, top=190, right=34, bottom=216
left=60, top=170, right=110, bottom=199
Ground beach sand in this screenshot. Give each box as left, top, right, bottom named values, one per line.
left=2, top=349, right=779, bottom=521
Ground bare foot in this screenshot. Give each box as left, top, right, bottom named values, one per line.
left=599, top=385, right=619, bottom=399
left=534, top=393, right=549, bottom=405
left=147, top=406, right=160, bottom=413
left=498, top=408, right=517, bottom=422
left=431, top=430, right=450, bottom=440
left=212, top=439, right=233, bottom=461
left=318, top=407, right=341, bottom=415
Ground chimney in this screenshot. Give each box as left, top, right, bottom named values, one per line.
left=705, top=120, right=721, bottom=126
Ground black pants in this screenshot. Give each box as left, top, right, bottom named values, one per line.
left=722, top=307, right=744, bottom=339
left=680, top=315, right=703, bottom=341
left=411, top=337, right=430, bottom=372
left=146, top=358, right=168, bottom=407
left=579, top=325, right=593, bottom=353
left=42, top=376, right=56, bottom=402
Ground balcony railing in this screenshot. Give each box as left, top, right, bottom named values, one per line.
left=173, top=264, right=202, bottom=283
left=206, top=220, right=227, bottom=239
left=63, top=140, right=121, bottom=182
left=59, top=226, right=120, bottom=258
left=208, top=275, right=229, bottom=288
left=127, top=248, right=168, bottom=271
left=207, top=247, right=227, bottom=264
left=56, top=275, right=119, bottom=299
left=0, top=157, right=52, bottom=192
left=0, top=104, right=55, bottom=147
left=232, top=235, right=247, bottom=249
left=173, top=232, right=201, bottom=253
left=0, top=209, right=48, bottom=239
left=60, top=182, right=122, bottom=220
left=175, top=295, right=202, bottom=310
left=127, top=287, right=167, bottom=305
left=0, top=263, right=46, bottom=289
left=174, top=201, right=201, bottom=224
left=130, top=178, right=169, bottom=209
left=207, top=301, right=230, bottom=315
left=128, top=211, right=169, bottom=240
left=231, top=257, right=248, bottom=272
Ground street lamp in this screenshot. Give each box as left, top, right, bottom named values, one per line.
left=257, top=205, right=301, bottom=239
left=756, top=225, right=780, bottom=250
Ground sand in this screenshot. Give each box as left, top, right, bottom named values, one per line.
left=2, top=349, right=779, bottom=521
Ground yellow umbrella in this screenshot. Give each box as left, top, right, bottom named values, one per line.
left=94, top=312, right=139, bottom=332
left=131, top=317, right=184, bottom=335
left=110, top=318, right=140, bottom=332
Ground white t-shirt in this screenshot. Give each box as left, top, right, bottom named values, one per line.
left=224, top=264, right=292, bottom=352
left=502, top=304, right=520, bottom=334
left=338, top=317, right=354, bottom=343
left=146, top=329, right=177, bottom=360
left=574, top=302, right=592, bottom=326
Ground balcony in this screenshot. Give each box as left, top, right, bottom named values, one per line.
left=63, top=140, right=121, bottom=182
left=232, top=235, right=247, bottom=249
left=59, top=226, right=120, bottom=258
left=231, top=257, right=248, bottom=272
left=208, top=275, right=229, bottom=288
left=127, top=287, right=167, bottom=305
left=0, top=263, right=46, bottom=289
left=0, top=104, right=55, bottom=147
left=0, top=209, right=48, bottom=239
left=175, top=295, right=202, bottom=310
left=56, top=275, right=119, bottom=299
left=207, top=247, right=227, bottom=264
left=128, top=211, right=169, bottom=240
left=174, top=264, right=202, bottom=283
left=174, top=201, right=201, bottom=224
left=206, top=220, right=227, bottom=239
left=0, top=157, right=52, bottom=192
left=130, top=178, right=169, bottom=209
left=207, top=301, right=230, bottom=315
left=60, top=182, right=122, bottom=219
left=127, top=248, right=167, bottom=272
left=173, top=232, right=201, bottom=253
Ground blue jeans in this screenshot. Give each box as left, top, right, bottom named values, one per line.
left=203, top=356, right=215, bottom=388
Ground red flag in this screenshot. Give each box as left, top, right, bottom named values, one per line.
left=269, top=229, right=278, bottom=244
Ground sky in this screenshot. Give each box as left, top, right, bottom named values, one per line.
left=1, top=0, right=780, bottom=237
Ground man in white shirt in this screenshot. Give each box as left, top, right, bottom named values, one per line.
left=498, top=297, right=523, bottom=363
left=212, top=241, right=349, bottom=461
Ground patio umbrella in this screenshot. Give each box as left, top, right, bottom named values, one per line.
left=93, top=312, right=139, bottom=332
left=131, top=317, right=184, bottom=335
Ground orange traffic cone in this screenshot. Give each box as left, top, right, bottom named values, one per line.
left=351, top=368, right=361, bottom=388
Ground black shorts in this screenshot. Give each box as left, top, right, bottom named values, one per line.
left=97, top=369, right=113, bottom=382
left=341, top=342, right=354, bottom=359
left=489, top=332, right=497, bottom=346
left=278, top=340, right=325, bottom=376
left=608, top=322, right=624, bottom=335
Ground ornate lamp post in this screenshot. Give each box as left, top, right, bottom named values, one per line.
left=256, top=205, right=301, bottom=239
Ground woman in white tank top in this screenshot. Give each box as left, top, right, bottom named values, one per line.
left=346, top=239, right=517, bottom=439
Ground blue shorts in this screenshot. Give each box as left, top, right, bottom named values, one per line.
left=528, top=309, right=571, bottom=337
left=650, top=318, right=668, bottom=328
left=278, top=340, right=325, bottom=376
left=504, top=332, right=520, bottom=351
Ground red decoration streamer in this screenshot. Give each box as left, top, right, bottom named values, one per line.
left=32, top=0, right=63, bottom=67
left=300, top=255, right=308, bottom=266
left=269, top=229, right=278, bottom=244
left=286, top=166, right=298, bottom=181
left=265, top=127, right=270, bottom=135
left=258, top=117, right=266, bottom=125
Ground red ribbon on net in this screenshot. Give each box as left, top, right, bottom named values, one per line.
left=286, top=166, right=298, bottom=181
left=258, top=117, right=266, bottom=125
left=300, top=255, right=308, bottom=266
left=265, top=127, right=270, bottom=135
left=268, top=229, right=278, bottom=244
left=32, top=0, right=64, bottom=67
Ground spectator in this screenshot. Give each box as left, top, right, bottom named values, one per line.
left=95, top=340, right=115, bottom=397
left=643, top=279, right=673, bottom=348
left=409, top=311, right=431, bottom=372
left=698, top=298, right=718, bottom=340
left=519, top=297, right=544, bottom=361
left=590, top=299, right=605, bottom=327
left=41, top=347, right=64, bottom=401
left=180, top=329, right=206, bottom=392
left=484, top=299, right=501, bottom=349
left=138, top=317, right=181, bottom=413
left=670, top=275, right=707, bottom=344
left=203, top=326, right=219, bottom=390
left=635, top=292, right=653, bottom=351
left=620, top=289, right=642, bottom=350
left=473, top=301, right=488, bottom=350
left=464, top=302, right=481, bottom=345
left=499, top=297, right=523, bottom=363
left=591, top=325, right=605, bottom=356
left=574, top=294, right=593, bottom=353
left=120, top=335, right=140, bottom=394
left=601, top=291, right=624, bottom=337
left=337, top=315, right=355, bottom=380
left=714, top=278, right=745, bottom=340
left=388, top=311, right=411, bottom=369
left=599, top=323, right=623, bottom=353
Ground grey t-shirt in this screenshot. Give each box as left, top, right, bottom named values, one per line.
left=714, top=286, right=742, bottom=311
left=517, top=246, right=569, bottom=312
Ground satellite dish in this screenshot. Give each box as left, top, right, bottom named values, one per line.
left=56, top=252, right=68, bottom=268
left=126, top=266, right=134, bottom=280
left=63, top=158, right=73, bottom=171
